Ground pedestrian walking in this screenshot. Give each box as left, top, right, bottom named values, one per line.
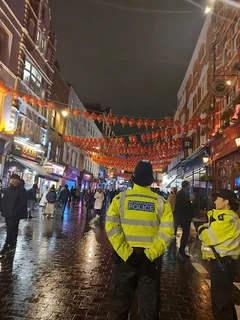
left=0, top=174, right=28, bottom=257
left=198, top=189, right=240, bottom=320
left=39, top=185, right=49, bottom=215
left=84, top=188, right=93, bottom=219
left=45, top=186, right=57, bottom=218
left=27, top=183, right=38, bottom=219
left=59, top=185, right=69, bottom=216
left=94, top=188, right=104, bottom=217
left=174, top=180, right=195, bottom=261
left=106, top=160, right=174, bottom=320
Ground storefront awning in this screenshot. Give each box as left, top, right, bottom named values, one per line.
left=12, top=156, right=59, bottom=182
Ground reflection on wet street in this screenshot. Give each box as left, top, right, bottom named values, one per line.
left=0, top=207, right=239, bottom=319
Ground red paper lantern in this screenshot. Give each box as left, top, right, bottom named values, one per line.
left=158, top=120, right=165, bottom=128
left=90, top=112, right=97, bottom=121
left=112, top=116, right=119, bottom=125
left=136, top=119, right=143, bottom=128
left=73, top=110, right=81, bottom=117
left=29, top=97, right=38, bottom=105
left=12, top=91, right=20, bottom=99
left=22, top=95, right=30, bottom=103
left=106, top=115, right=113, bottom=124
left=160, top=131, right=165, bottom=138
left=120, top=117, right=128, bottom=127
left=195, top=116, right=201, bottom=124
left=166, top=119, right=173, bottom=127
left=171, top=128, right=176, bottom=136
left=144, top=119, right=151, bottom=129
left=38, top=99, right=46, bottom=107
left=176, top=126, right=181, bottom=134
left=132, top=135, right=138, bottom=144
left=47, top=102, right=56, bottom=110
left=189, top=119, right=194, bottom=126
left=128, top=119, right=136, bottom=127
left=82, top=111, right=90, bottom=119
left=146, top=133, right=151, bottom=141
left=97, top=114, right=104, bottom=122
left=174, top=120, right=181, bottom=127
left=141, top=134, right=146, bottom=142
left=151, top=120, right=157, bottom=129
left=200, top=118, right=207, bottom=125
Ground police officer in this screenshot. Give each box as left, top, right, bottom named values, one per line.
left=198, top=189, right=240, bottom=320
left=106, top=160, right=174, bottom=320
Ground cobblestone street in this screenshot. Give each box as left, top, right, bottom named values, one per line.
left=0, top=206, right=239, bottom=320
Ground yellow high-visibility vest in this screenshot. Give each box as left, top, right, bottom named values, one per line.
left=106, top=185, right=174, bottom=262
left=198, top=209, right=240, bottom=260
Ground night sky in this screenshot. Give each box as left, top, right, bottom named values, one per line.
left=49, top=0, right=206, bottom=120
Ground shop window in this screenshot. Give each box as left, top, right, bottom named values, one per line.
left=0, top=25, right=11, bottom=65
left=23, top=60, right=42, bottom=96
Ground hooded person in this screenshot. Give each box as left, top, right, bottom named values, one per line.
left=106, top=160, right=174, bottom=320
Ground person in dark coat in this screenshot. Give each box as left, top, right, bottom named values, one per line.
left=84, top=188, right=93, bottom=218
left=0, top=174, right=28, bottom=256
left=27, top=183, right=38, bottom=219
left=59, top=185, right=69, bottom=216
left=174, top=180, right=195, bottom=261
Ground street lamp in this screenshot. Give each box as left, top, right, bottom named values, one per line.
left=235, top=137, right=240, bottom=148
left=203, top=156, right=210, bottom=165
left=62, top=110, right=68, bottom=117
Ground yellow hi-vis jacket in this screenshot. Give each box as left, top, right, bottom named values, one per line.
left=106, top=185, right=174, bottom=262
left=198, top=209, right=240, bottom=260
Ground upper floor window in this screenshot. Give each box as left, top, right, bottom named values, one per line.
left=51, top=110, right=56, bottom=128
left=222, top=42, right=228, bottom=67
left=23, top=60, right=42, bottom=96
left=36, top=30, right=47, bottom=54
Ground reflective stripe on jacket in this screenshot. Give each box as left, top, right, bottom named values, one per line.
left=198, top=209, right=240, bottom=260
left=106, top=184, right=174, bottom=262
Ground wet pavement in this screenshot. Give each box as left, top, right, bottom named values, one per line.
left=0, top=205, right=239, bottom=320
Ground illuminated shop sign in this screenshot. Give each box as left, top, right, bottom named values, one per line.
left=13, top=140, right=44, bottom=163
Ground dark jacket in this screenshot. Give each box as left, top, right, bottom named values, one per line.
left=175, top=189, right=194, bottom=220
left=59, top=188, right=69, bottom=203
left=84, top=192, right=93, bottom=207
left=27, top=187, right=37, bottom=201
left=46, top=190, right=57, bottom=203
left=1, top=184, right=28, bottom=219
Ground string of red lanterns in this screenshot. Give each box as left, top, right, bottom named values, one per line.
left=0, top=81, right=209, bottom=134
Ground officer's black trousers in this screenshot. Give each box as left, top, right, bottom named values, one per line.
left=108, top=256, right=161, bottom=320
left=210, top=257, right=237, bottom=320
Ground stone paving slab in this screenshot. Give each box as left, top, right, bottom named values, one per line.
left=0, top=207, right=239, bottom=319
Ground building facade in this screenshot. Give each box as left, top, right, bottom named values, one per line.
left=0, top=0, right=58, bottom=190
left=63, top=87, right=103, bottom=189
left=168, top=3, right=240, bottom=201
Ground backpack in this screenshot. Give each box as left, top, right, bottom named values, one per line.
left=46, top=191, right=56, bottom=203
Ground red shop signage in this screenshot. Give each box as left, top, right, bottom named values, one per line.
left=211, top=124, right=240, bottom=161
